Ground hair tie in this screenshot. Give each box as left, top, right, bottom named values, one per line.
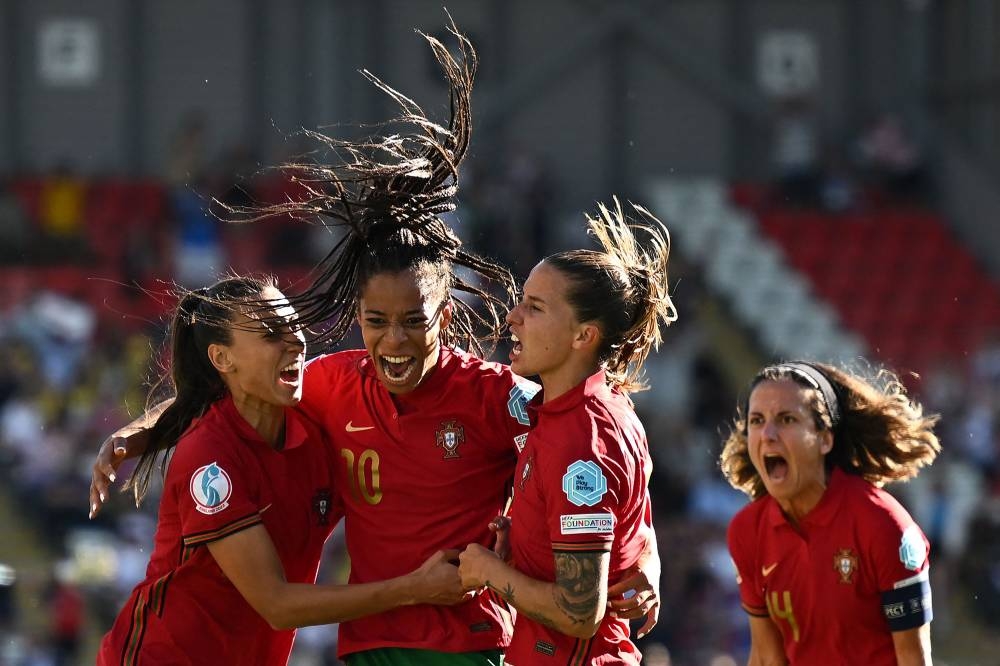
left=744, top=361, right=842, bottom=434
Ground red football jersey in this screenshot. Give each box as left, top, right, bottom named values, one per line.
left=98, top=396, right=340, bottom=666
left=728, top=467, right=933, bottom=666
left=299, top=347, right=537, bottom=657
left=505, top=371, right=652, bottom=665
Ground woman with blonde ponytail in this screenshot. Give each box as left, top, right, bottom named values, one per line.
left=457, top=198, right=676, bottom=664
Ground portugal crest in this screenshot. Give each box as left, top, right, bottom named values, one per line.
left=834, top=548, right=858, bottom=584
left=435, top=420, right=465, bottom=459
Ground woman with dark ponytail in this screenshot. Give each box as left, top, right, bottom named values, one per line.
left=457, top=199, right=676, bottom=664
left=98, top=276, right=469, bottom=666
left=721, top=361, right=939, bottom=665
left=91, top=20, right=660, bottom=665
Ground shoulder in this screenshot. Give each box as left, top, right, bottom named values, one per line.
left=448, top=349, right=541, bottom=408
left=305, top=349, right=366, bottom=378
left=167, top=406, right=245, bottom=482
left=579, top=391, right=644, bottom=447
left=451, top=349, right=537, bottom=389
left=302, top=350, right=367, bottom=407
left=729, top=496, right=768, bottom=538
left=841, top=473, right=916, bottom=528
left=727, top=498, right=767, bottom=568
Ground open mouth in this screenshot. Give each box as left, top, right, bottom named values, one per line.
left=763, top=454, right=789, bottom=482
left=279, top=360, right=301, bottom=385
left=510, top=333, right=522, bottom=359
left=380, top=355, right=417, bottom=384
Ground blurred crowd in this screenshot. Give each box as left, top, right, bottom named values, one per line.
left=0, top=115, right=998, bottom=665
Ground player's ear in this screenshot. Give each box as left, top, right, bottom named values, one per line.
left=208, top=343, right=234, bottom=374
left=439, top=299, right=453, bottom=331
left=571, top=322, right=601, bottom=353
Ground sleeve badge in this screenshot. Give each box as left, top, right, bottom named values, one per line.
left=562, top=460, right=608, bottom=507
left=899, top=525, right=926, bottom=571
left=189, top=462, right=233, bottom=515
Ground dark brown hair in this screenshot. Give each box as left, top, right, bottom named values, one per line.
left=222, top=18, right=514, bottom=356
left=720, top=361, right=941, bottom=500
left=126, top=276, right=277, bottom=504
left=544, top=198, right=677, bottom=393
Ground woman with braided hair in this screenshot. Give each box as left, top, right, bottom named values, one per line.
left=90, top=19, right=660, bottom=666
left=457, top=199, right=676, bottom=664
left=721, top=361, right=940, bottom=665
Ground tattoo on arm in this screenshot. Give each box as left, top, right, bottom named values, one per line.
left=553, top=551, right=604, bottom=626
left=488, top=581, right=514, bottom=604
left=486, top=579, right=562, bottom=631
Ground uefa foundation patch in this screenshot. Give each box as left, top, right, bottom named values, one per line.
left=560, top=513, right=615, bottom=535
left=190, top=463, right=233, bottom=515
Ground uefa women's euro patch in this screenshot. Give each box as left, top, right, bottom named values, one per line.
left=898, top=525, right=926, bottom=571
left=190, top=463, right=233, bottom=515
left=562, top=460, right=607, bottom=507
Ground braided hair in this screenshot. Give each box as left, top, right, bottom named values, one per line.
left=223, top=18, right=514, bottom=356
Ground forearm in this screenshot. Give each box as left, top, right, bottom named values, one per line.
left=111, top=398, right=173, bottom=457
left=480, top=557, right=604, bottom=639
left=258, top=574, right=419, bottom=630
left=892, top=624, right=932, bottom=666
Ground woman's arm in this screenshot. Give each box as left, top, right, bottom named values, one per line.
left=606, top=526, right=660, bottom=638
left=892, top=624, right=932, bottom=666
left=207, top=524, right=470, bottom=629
left=747, top=615, right=787, bottom=666
left=89, top=399, right=173, bottom=517
left=459, top=543, right=609, bottom=639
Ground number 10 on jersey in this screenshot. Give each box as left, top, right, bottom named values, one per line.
left=340, top=448, right=383, bottom=505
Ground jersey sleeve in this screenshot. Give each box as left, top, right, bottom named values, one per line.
left=727, top=507, right=768, bottom=617
left=867, top=498, right=933, bottom=631
left=539, top=419, right=623, bottom=553
left=168, top=427, right=264, bottom=550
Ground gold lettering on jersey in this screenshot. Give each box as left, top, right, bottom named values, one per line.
left=834, top=548, right=858, bottom=584
left=340, top=448, right=383, bottom=505
left=435, top=420, right=465, bottom=459
left=766, top=590, right=800, bottom=642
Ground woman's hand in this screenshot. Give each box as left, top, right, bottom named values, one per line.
left=607, top=565, right=660, bottom=639
left=408, top=549, right=473, bottom=605
left=489, top=515, right=511, bottom=561
left=458, top=543, right=501, bottom=591
left=89, top=436, right=129, bottom=518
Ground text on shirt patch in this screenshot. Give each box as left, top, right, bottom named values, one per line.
left=513, top=433, right=528, bottom=453
left=189, top=462, right=233, bottom=515
left=561, top=460, right=608, bottom=507
left=435, top=420, right=465, bottom=459
left=560, top=513, right=615, bottom=535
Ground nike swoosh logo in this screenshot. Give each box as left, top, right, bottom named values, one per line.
left=762, top=562, right=778, bottom=577
left=345, top=421, right=375, bottom=433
